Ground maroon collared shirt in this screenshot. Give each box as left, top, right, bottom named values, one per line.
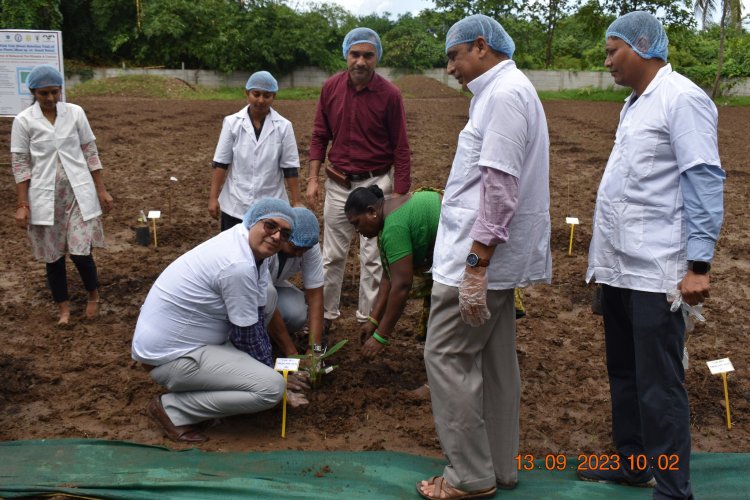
left=309, top=71, right=411, bottom=193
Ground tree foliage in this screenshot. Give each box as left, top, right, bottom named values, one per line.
left=0, top=0, right=747, bottom=93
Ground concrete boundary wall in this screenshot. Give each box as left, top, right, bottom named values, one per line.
left=64, top=66, right=750, bottom=96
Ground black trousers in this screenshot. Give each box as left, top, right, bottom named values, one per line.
left=45, top=254, right=98, bottom=303
left=220, top=211, right=242, bottom=232
left=602, top=285, right=693, bottom=500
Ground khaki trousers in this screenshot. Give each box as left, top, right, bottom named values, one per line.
left=424, top=282, right=519, bottom=491
left=150, top=342, right=285, bottom=426
left=322, top=172, right=392, bottom=322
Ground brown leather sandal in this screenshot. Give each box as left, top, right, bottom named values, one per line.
left=416, top=476, right=497, bottom=500
left=147, top=395, right=208, bottom=443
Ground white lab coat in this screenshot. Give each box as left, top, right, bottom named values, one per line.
left=432, top=60, right=552, bottom=289
left=586, top=64, right=721, bottom=293
left=213, top=106, right=299, bottom=219
left=10, top=101, right=101, bottom=225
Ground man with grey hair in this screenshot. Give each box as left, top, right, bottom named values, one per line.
left=418, top=14, right=551, bottom=499
left=581, top=11, right=724, bottom=499
left=307, top=27, right=411, bottom=338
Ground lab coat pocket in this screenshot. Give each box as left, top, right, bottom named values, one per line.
left=617, top=203, right=644, bottom=253
left=28, top=186, right=54, bottom=225
left=456, top=129, right=480, bottom=177
left=73, top=180, right=102, bottom=221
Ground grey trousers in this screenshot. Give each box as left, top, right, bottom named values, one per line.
left=150, top=342, right=285, bottom=426
left=424, top=282, right=519, bottom=491
left=265, top=282, right=307, bottom=334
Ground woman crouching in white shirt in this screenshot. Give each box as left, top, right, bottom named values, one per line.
left=132, top=198, right=309, bottom=443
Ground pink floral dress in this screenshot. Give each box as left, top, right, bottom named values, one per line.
left=12, top=144, right=106, bottom=263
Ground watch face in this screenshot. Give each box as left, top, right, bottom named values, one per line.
left=690, top=261, right=710, bottom=274
left=466, top=253, right=479, bottom=267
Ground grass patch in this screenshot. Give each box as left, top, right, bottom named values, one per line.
left=68, top=74, right=320, bottom=101
left=538, top=87, right=630, bottom=102
left=714, top=95, right=750, bottom=106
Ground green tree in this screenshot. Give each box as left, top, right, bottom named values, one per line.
left=0, top=0, right=62, bottom=30
left=381, top=15, right=444, bottom=69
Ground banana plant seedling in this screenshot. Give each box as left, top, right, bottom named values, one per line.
left=292, top=338, right=348, bottom=389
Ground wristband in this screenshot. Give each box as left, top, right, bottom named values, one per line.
left=17, top=201, right=29, bottom=209
left=367, top=315, right=379, bottom=327
left=372, top=331, right=389, bottom=345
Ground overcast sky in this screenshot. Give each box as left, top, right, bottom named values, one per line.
left=314, top=0, right=749, bottom=23
left=319, top=0, right=435, bottom=17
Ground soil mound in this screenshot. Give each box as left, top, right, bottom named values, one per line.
left=392, top=74, right=462, bottom=98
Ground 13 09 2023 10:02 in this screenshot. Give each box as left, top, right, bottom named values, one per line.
left=515, top=453, right=680, bottom=471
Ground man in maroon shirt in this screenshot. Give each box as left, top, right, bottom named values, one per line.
left=307, top=27, right=411, bottom=335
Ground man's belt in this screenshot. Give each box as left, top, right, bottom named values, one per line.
left=345, top=165, right=392, bottom=181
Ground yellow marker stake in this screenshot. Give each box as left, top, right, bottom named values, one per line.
left=722, top=372, right=732, bottom=430
left=707, top=358, right=734, bottom=430
left=565, top=217, right=579, bottom=256
left=568, top=224, right=575, bottom=256
left=151, top=217, right=158, bottom=247
left=281, top=370, right=288, bottom=438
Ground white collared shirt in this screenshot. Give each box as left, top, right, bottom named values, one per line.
left=586, top=64, right=722, bottom=292
left=11, top=101, right=101, bottom=225
left=213, top=106, right=300, bottom=218
left=432, top=60, right=552, bottom=289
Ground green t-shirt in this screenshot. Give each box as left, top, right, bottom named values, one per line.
left=378, top=190, right=441, bottom=277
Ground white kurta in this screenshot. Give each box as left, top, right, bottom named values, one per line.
left=132, top=223, right=270, bottom=365
left=586, top=64, right=721, bottom=293
left=213, top=106, right=300, bottom=219
left=10, top=101, right=102, bottom=225
left=432, top=60, right=552, bottom=289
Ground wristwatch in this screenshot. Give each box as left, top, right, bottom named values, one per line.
left=688, top=261, right=711, bottom=275
left=466, top=252, right=490, bottom=268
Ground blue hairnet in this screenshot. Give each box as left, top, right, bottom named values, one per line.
left=242, top=198, right=295, bottom=230
left=27, top=65, right=63, bottom=89
left=445, top=14, right=515, bottom=59
left=290, top=207, right=320, bottom=248
left=342, top=27, right=382, bottom=62
left=606, top=11, right=669, bottom=61
left=245, top=71, right=278, bottom=92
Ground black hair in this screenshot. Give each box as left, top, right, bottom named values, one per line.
left=344, top=185, right=384, bottom=215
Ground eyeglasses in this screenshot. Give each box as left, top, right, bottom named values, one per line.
left=262, top=220, right=292, bottom=242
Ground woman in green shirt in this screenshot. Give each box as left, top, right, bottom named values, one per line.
left=345, top=185, right=441, bottom=359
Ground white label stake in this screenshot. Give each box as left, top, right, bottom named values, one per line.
left=707, top=358, right=735, bottom=429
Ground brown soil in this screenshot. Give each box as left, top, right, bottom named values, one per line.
left=1, top=77, right=748, bottom=459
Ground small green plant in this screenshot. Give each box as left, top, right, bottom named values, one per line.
left=292, top=338, right=348, bottom=389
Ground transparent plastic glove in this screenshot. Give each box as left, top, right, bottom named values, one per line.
left=287, top=371, right=311, bottom=392
left=459, top=267, right=491, bottom=327
left=667, top=289, right=705, bottom=333
left=286, top=390, right=309, bottom=408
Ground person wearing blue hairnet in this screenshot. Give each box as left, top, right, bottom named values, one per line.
left=307, top=27, right=411, bottom=339
left=263, top=207, right=325, bottom=357
left=581, top=12, right=724, bottom=499
left=417, top=14, right=551, bottom=500
left=10, top=65, right=114, bottom=325
left=132, top=198, right=310, bottom=443
left=209, top=70, right=301, bottom=231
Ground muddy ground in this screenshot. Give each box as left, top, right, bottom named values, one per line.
left=1, top=76, right=748, bottom=460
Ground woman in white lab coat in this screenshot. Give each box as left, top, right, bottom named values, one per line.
left=11, top=65, right=114, bottom=325
left=208, top=71, right=301, bottom=231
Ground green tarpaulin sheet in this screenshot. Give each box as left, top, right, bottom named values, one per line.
left=0, top=440, right=747, bottom=499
